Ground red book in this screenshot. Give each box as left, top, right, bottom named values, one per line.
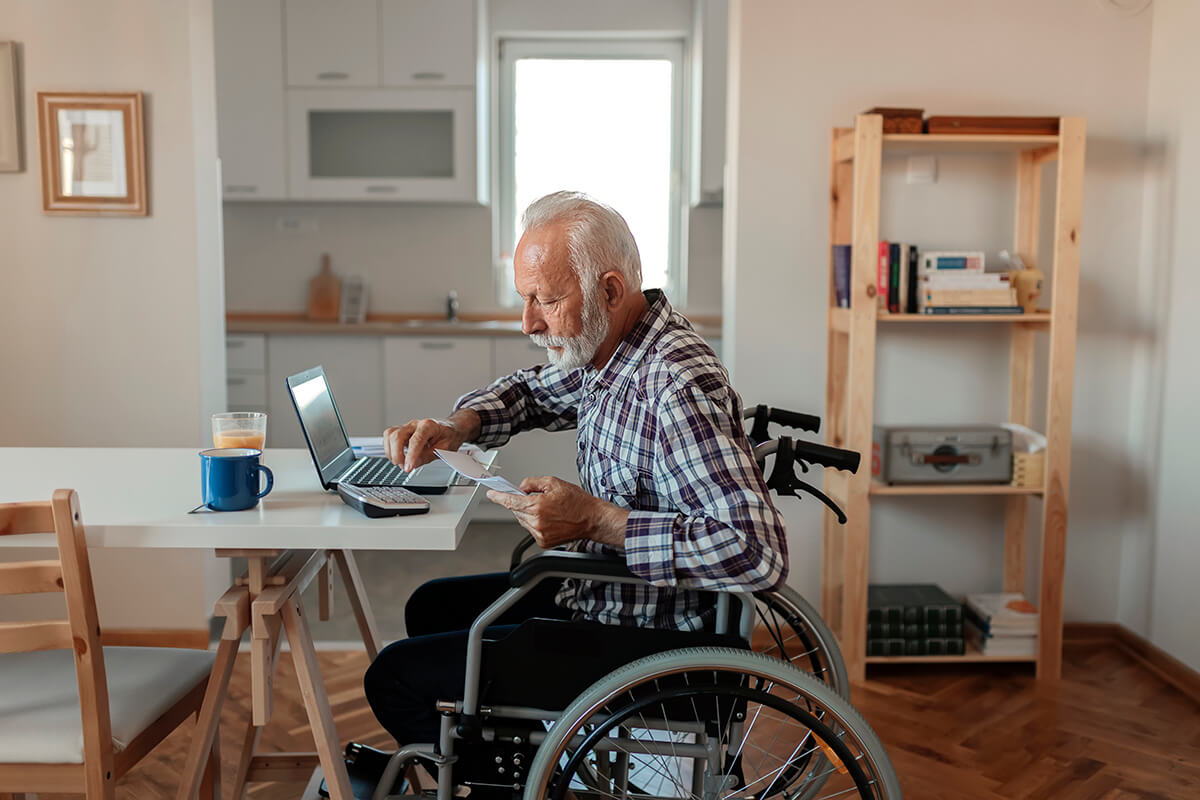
left=877, top=241, right=890, bottom=313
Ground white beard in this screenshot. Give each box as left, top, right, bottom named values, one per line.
left=530, top=291, right=610, bottom=371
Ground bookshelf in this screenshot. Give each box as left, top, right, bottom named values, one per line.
left=821, top=114, right=1085, bottom=681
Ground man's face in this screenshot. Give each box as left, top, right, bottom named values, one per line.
left=514, top=223, right=610, bottom=370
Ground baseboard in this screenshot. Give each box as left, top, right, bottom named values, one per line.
left=100, top=628, right=211, bottom=649
left=1064, top=622, right=1200, bottom=704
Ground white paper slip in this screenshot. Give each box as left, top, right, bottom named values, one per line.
left=350, top=436, right=385, bottom=456
left=434, top=449, right=527, bottom=495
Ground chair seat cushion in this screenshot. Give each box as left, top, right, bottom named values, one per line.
left=0, top=646, right=215, bottom=764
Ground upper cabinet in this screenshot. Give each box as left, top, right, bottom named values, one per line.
left=381, top=0, right=477, bottom=88
left=217, top=0, right=485, bottom=204
left=285, top=0, right=381, bottom=87
left=214, top=0, right=288, bottom=200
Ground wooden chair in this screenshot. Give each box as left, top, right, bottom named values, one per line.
left=0, top=490, right=218, bottom=799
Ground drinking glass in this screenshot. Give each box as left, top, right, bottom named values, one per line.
left=212, top=411, right=267, bottom=450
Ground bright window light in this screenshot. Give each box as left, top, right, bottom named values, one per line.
left=497, top=40, right=686, bottom=305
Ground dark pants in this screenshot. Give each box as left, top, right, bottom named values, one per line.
left=362, top=572, right=569, bottom=747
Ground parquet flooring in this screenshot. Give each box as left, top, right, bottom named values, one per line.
left=51, top=641, right=1200, bottom=799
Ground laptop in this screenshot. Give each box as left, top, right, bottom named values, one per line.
left=285, top=365, right=464, bottom=494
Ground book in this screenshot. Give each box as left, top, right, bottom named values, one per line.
left=965, top=593, right=1039, bottom=636
left=896, top=244, right=910, bottom=313
left=868, top=584, right=964, bottom=627
left=922, top=305, right=1024, bottom=315
left=877, top=241, right=890, bottom=313
left=920, top=271, right=1010, bottom=289
left=966, top=626, right=1037, bottom=657
left=832, top=245, right=851, bottom=308
left=906, top=244, right=919, bottom=313
left=920, top=250, right=985, bottom=272
left=921, top=289, right=1018, bottom=307
left=867, top=621, right=965, bottom=639
left=888, top=243, right=901, bottom=312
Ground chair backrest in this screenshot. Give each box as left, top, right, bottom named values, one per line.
left=0, top=489, right=114, bottom=783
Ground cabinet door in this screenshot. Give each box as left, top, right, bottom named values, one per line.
left=381, top=0, right=476, bottom=88
left=287, top=88, right=476, bottom=201
left=383, top=337, right=492, bottom=428
left=214, top=0, right=287, bottom=199
left=266, top=336, right=384, bottom=448
left=285, top=0, right=379, bottom=87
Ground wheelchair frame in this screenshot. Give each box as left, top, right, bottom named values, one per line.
left=361, top=551, right=898, bottom=800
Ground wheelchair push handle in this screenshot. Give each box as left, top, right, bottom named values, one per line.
left=744, top=404, right=821, bottom=444
left=792, top=440, right=861, bottom=474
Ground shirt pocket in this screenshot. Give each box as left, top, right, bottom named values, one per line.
left=592, top=453, right=643, bottom=510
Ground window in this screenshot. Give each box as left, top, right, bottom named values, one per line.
left=496, top=39, right=687, bottom=305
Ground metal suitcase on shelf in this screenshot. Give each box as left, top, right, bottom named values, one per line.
left=872, top=425, right=1012, bottom=484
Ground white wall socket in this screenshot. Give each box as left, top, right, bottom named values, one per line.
left=276, top=216, right=319, bottom=235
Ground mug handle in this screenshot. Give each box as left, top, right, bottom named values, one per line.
left=256, top=464, right=274, bottom=499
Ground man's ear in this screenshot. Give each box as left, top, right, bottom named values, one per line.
left=600, top=271, right=627, bottom=308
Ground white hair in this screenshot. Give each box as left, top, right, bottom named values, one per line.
left=520, top=191, right=643, bottom=296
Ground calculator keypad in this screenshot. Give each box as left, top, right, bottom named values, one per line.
left=353, top=485, right=425, bottom=505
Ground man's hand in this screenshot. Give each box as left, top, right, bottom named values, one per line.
left=383, top=409, right=481, bottom=472
left=487, top=476, right=629, bottom=550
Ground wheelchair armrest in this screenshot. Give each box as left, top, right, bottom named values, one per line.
left=509, top=550, right=640, bottom=587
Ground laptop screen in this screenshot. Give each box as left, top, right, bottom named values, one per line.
left=286, top=366, right=356, bottom=487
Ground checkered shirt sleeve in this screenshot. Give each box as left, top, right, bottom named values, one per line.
left=453, top=363, right=584, bottom=449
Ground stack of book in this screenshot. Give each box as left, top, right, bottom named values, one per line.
left=875, top=241, right=920, bottom=314
left=918, top=251, right=1022, bottom=315
left=964, top=593, right=1039, bottom=656
left=866, top=584, right=966, bottom=656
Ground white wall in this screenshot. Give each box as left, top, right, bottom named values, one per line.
left=0, top=0, right=228, bottom=630
left=725, top=0, right=1156, bottom=624
left=1138, top=0, right=1200, bottom=671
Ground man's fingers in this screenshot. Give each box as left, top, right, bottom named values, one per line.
left=486, top=490, right=532, bottom=511
left=383, top=423, right=415, bottom=466
left=520, top=475, right=558, bottom=493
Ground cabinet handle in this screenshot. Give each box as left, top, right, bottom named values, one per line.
left=225, top=185, right=258, bottom=194
left=419, top=341, right=455, bottom=350
left=227, top=377, right=247, bottom=386
left=226, top=340, right=245, bottom=349
left=317, top=71, right=350, bottom=80
left=411, top=71, right=446, bottom=81
left=365, top=185, right=398, bottom=194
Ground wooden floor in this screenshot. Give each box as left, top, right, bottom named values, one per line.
left=66, top=641, right=1200, bottom=799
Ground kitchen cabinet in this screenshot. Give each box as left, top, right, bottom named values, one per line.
left=266, top=336, right=384, bottom=448
left=382, top=336, right=492, bottom=428
left=284, top=0, right=380, bottom=87
left=287, top=88, right=477, bottom=202
left=214, top=0, right=288, bottom=200
left=226, top=334, right=268, bottom=411
left=381, top=0, right=477, bottom=88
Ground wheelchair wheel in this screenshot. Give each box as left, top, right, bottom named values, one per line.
left=752, top=585, right=849, bottom=700
left=524, top=647, right=900, bottom=800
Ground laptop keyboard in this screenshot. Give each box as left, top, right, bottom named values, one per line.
left=341, top=456, right=471, bottom=488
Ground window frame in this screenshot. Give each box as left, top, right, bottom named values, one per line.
left=493, top=37, right=690, bottom=307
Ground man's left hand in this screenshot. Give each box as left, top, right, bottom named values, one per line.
left=487, top=476, right=628, bottom=550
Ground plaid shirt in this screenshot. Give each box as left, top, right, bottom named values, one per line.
left=455, top=290, right=788, bottom=631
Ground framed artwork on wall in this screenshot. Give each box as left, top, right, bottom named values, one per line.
left=0, top=42, right=20, bottom=172
left=37, top=91, right=147, bottom=215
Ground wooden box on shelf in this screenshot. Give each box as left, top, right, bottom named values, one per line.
left=1011, top=451, right=1045, bottom=489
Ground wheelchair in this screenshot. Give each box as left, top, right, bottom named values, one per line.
left=332, top=408, right=899, bottom=800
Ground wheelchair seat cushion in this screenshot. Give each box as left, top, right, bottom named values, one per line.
left=480, top=617, right=747, bottom=711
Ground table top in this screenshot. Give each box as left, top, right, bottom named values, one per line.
left=0, top=448, right=487, bottom=551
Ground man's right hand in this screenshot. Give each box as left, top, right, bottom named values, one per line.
left=383, top=409, right=481, bottom=472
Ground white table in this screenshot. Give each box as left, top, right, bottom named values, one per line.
left=0, top=448, right=489, bottom=800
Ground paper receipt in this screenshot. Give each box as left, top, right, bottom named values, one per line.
left=434, top=449, right=527, bottom=495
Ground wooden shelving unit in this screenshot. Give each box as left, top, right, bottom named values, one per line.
left=821, top=115, right=1085, bottom=682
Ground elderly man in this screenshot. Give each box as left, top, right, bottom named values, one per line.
left=363, top=191, right=787, bottom=754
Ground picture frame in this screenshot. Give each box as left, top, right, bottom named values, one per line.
left=37, top=90, right=147, bottom=215
left=0, top=42, right=20, bottom=172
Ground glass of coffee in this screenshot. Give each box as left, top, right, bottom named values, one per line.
left=212, top=411, right=267, bottom=450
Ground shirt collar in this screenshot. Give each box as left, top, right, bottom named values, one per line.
left=587, top=289, right=677, bottom=395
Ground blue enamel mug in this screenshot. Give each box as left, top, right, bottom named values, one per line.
left=199, top=448, right=274, bottom=511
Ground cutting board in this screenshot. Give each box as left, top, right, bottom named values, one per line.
left=307, top=253, right=341, bottom=321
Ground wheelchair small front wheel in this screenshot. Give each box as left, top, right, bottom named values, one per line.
left=524, top=647, right=901, bottom=800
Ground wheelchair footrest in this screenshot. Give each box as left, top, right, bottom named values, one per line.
left=318, top=743, right=408, bottom=800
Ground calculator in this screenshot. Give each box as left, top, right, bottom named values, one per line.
left=337, top=483, right=430, bottom=518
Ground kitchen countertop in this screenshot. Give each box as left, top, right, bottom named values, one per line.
left=225, top=313, right=722, bottom=338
